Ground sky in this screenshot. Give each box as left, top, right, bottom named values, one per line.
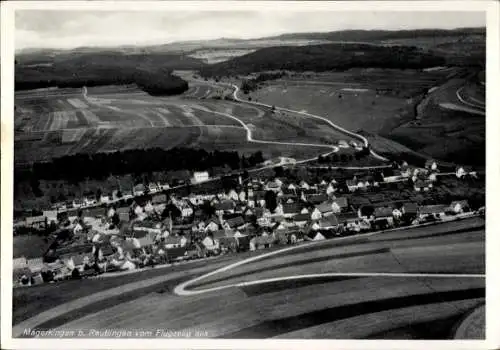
left=15, top=10, right=486, bottom=50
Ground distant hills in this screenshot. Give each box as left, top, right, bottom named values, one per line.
left=16, top=27, right=485, bottom=56
left=268, top=27, right=486, bottom=42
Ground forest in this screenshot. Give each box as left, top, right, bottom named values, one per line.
left=15, top=52, right=202, bottom=95
left=199, top=43, right=447, bottom=77
left=15, top=148, right=265, bottom=184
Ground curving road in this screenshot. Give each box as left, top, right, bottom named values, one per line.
left=198, top=79, right=389, bottom=162
left=13, top=217, right=485, bottom=339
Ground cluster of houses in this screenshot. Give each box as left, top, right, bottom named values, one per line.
left=14, top=158, right=480, bottom=288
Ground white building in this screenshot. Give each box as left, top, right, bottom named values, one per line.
left=191, top=171, right=210, bottom=184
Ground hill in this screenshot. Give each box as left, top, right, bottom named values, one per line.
left=15, top=51, right=205, bottom=95
left=199, top=43, right=447, bottom=77
left=270, top=27, right=486, bottom=42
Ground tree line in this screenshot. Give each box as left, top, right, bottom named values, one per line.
left=241, top=71, right=288, bottom=94
left=16, top=147, right=265, bottom=184
left=199, top=43, right=447, bottom=78
left=15, top=53, right=198, bottom=95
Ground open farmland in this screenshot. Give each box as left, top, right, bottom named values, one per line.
left=247, top=68, right=456, bottom=136
left=14, top=80, right=369, bottom=166
left=388, top=73, right=485, bottom=166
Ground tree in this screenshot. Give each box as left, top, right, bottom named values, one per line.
left=264, top=190, right=278, bottom=213
left=274, top=166, right=284, bottom=178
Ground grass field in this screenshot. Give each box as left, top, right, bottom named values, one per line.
left=14, top=82, right=356, bottom=166
left=247, top=69, right=454, bottom=136
left=13, top=235, right=51, bottom=260
left=388, top=75, right=485, bottom=166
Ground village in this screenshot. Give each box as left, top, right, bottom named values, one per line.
left=13, top=159, right=484, bottom=287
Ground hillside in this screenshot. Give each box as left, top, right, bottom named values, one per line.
left=15, top=51, right=204, bottom=95
left=199, top=43, right=447, bottom=77
left=270, top=27, right=486, bottom=43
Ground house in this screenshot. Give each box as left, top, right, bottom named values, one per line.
left=228, top=189, right=239, bottom=201
left=399, top=162, right=412, bottom=177
left=26, top=216, right=46, bottom=229
left=205, top=217, right=220, bottom=232
left=293, top=213, right=310, bottom=227
left=224, top=216, right=246, bottom=230
left=266, top=180, right=282, bottom=192
left=333, top=197, right=349, bottom=211
left=243, top=207, right=255, bottom=218
left=180, top=205, right=194, bottom=218
left=257, top=215, right=272, bottom=227
left=282, top=203, right=302, bottom=218
left=214, top=200, right=236, bottom=215
left=84, top=195, right=98, bottom=206
left=26, top=257, right=45, bottom=273
left=152, top=194, right=167, bottom=205
left=419, top=205, right=448, bottom=220
left=238, top=191, right=246, bottom=202
left=402, top=202, right=419, bottom=218
left=373, top=207, right=395, bottom=226
left=299, top=181, right=310, bottom=190
left=315, top=201, right=334, bottom=217
left=137, top=235, right=155, bottom=248
left=383, top=171, right=403, bottom=183
left=310, top=207, right=323, bottom=221
left=307, top=194, right=328, bottom=205
left=13, top=256, right=28, bottom=269
left=99, top=195, right=111, bottom=204
left=83, top=207, right=107, bottom=218
left=316, top=215, right=339, bottom=230
left=326, top=183, right=336, bottom=196
left=425, top=159, right=438, bottom=171
left=392, top=207, right=403, bottom=220
left=72, top=198, right=85, bottom=208
left=191, top=171, right=210, bottom=184
left=414, top=179, right=433, bottom=192
left=449, top=200, right=470, bottom=214
left=337, top=212, right=362, bottom=232
left=164, top=236, right=183, bottom=249
left=133, top=184, right=146, bottom=196
left=116, top=207, right=130, bottom=222
left=346, top=179, right=358, bottom=192
left=148, top=182, right=160, bottom=193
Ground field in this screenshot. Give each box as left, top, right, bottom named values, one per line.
left=243, top=67, right=484, bottom=166
left=13, top=235, right=51, bottom=260
left=248, top=69, right=456, bottom=136
left=14, top=82, right=364, bottom=166
left=388, top=74, right=485, bottom=166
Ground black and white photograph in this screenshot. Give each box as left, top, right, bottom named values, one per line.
left=1, top=1, right=499, bottom=349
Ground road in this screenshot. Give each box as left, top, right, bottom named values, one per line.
left=206, top=80, right=389, bottom=162
left=13, top=217, right=485, bottom=339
